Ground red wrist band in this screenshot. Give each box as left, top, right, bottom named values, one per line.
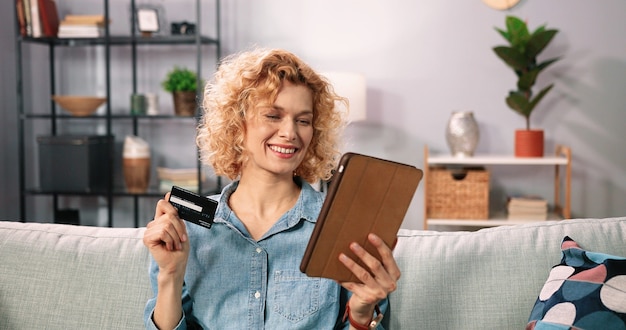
left=343, top=302, right=383, bottom=330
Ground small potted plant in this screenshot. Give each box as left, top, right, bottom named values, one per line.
left=493, top=16, right=561, bottom=157
left=162, top=66, right=198, bottom=116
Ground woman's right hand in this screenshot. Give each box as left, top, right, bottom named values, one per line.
left=143, top=192, right=190, bottom=277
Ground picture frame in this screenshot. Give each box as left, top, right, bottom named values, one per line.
left=137, top=7, right=159, bottom=33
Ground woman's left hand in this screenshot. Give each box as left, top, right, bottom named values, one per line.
left=338, top=233, right=401, bottom=325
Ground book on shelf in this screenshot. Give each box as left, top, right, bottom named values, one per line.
left=507, top=213, right=548, bottom=221
left=38, top=0, right=59, bottom=37
left=506, top=195, right=548, bottom=220
left=507, top=195, right=548, bottom=208
left=29, top=0, right=41, bottom=37
left=57, top=14, right=107, bottom=38
left=16, top=0, right=27, bottom=36
left=156, top=167, right=207, bottom=193
left=19, top=0, right=59, bottom=38
left=507, top=204, right=548, bottom=214
left=62, top=14, right=107, bottom=25
left=58, top=25, right=104, bottom=38
left=159, top=179, right=204, bottom=194
left=156, top=167, right=206, bottom=182
left=23, top=0, right=33, bottom=36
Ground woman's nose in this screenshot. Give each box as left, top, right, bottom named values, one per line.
left=278, top=119, right=297, bottom=141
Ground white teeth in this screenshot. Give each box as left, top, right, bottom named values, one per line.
left=269, top=145, right=296, bottom=154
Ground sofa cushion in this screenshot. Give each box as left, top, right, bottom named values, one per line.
left=388, top=217, right=626, bottom=329
left=526, top=236, right=626, bottom=329
left=0, top=221, right=151, bottom=329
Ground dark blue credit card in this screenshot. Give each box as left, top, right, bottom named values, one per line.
left=168, top=185, right=217, bottom=229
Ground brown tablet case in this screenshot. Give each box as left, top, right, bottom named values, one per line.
left=300, top=152, right=423, bottom=282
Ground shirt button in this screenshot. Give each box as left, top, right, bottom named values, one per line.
left=256, top=248, right=262, bottom=253
left=254, top=291, right=261, bottom=299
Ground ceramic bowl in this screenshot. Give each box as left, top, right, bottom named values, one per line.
left=52, top=95, right=107, bottom=116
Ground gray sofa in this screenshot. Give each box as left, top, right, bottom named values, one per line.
left=1, top=217, right=625, bottom=329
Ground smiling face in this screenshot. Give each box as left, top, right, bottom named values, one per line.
left=241, top=81, right=314, bottom=180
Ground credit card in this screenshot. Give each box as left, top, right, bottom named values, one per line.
left=168, top=185, right=218, bottom=229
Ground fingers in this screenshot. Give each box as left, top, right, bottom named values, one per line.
left=154, top=192, right=174, bottom=218
left=155, top=218, right=186, bottom=251
left=338, top=233, right=401, bottom=302
left=144, top=195, right=188, bottom=251
left=344, top=234, right=400, bottom=283
left=367, top=233, right=401, bottom=282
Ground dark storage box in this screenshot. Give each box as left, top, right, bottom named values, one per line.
left=37, top=135, right=113, bottom=192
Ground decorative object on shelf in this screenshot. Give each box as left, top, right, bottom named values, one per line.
left=37, top=135, right=112, bottom=192
left=52, top=95, right=106, bottom=116
left=445, top=111, right=479, bottom=157
left=136, top=7, right=158, bottom=36
left=171, top=21, right=196, bottom=35
left=172, top=91, right=197, bottom=117
left=493, top=16, right=561, bottom=157
left=123, top=135, right=151, bottom=194
left=515, top=129, right=544, bottom=158
left=426, top=166, right=490, bottom=220
left=162, top=66, right=198, bottom=116
left=145, top=93, right=160, bottom=115
left=130, top=93, right=146, bottom=115
left=482, top=0, right=520, bottom=10
left=321, top=72, right=367, bottom=123
left=133, top=4, right=165, bottom=37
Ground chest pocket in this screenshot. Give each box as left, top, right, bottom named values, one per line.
left=273, top=269, right=328, bottom=323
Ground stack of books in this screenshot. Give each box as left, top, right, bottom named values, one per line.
left=16, top=0, right=60, bottom=38
left=58, top=15, right=107, bottom=38
left=157, top=167, right=206, bottom=193
left=507, top=196, right=548, bottom=220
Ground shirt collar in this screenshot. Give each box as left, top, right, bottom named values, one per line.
left=292, top=177, right=325, bottom=225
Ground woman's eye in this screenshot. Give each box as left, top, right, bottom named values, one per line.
left=265, top=114, right=280, bottom=120
left=297, top=119, right=311, bottom=126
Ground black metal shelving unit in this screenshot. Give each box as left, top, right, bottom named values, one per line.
left=15, top=0, right=222, bottom=227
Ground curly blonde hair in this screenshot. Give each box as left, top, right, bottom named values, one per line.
left=196, top=48, right=346, bottom=183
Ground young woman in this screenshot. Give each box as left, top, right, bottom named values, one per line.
left=143, top=48, right=400, bottom=329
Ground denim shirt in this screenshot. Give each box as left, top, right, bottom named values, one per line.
left=144, top=180, right=387, bottom=329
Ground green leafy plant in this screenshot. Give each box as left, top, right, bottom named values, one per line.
left=493, top=16, right=561, bottom=130
left=161, top=66, right=197, bottom=92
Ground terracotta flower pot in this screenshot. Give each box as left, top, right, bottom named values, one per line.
left=172, top=91, right=197, bottom=116
left=515, top=129, right=544, bottom=157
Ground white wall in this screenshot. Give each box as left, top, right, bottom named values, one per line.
left=2, top=0, right=626, bottom=229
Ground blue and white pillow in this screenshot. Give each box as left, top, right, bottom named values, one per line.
left=527, top=236, right=626, bottom=330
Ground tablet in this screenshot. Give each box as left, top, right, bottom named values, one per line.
left=300, top=152, right=423, bottom=282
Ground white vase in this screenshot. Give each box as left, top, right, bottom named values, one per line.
left=446, top=111, right=479, bottom=157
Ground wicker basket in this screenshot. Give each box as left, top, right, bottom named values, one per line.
left=427, top=167, right=489, bottom=219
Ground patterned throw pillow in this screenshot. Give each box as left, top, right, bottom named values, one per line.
left=527, top=236, right=626, bottom=329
